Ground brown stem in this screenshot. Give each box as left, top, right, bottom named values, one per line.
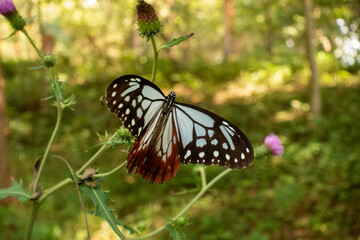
left=52, top=154, right=90, bottom=240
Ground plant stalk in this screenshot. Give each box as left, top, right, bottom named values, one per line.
left=32, top=101, right=62, bottom=194
left=132, top=169, right=233, bottom=240
left=92, top=161, right=127, bottom=178
left=24, top=202, right=40, bottom=240
left=150, top=36, right=158, bottom=83
left=76, top=132, right=118, bottom=174
left=21, top=29, right=43, bottom=59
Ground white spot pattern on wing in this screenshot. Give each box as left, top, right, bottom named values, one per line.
left=121, top=84, right=140, bottom=97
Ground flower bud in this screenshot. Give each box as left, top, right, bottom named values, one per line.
left=43, top=54, right=57, bottom=67
left=136, top=0, right=162, bottom=38
left=0, top=0, right=25, bottom=31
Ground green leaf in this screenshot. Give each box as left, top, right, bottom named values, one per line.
left=27, top=14, right=39, bottom=23
left=159, top=33, right=194, bottom=50
left=28, top=65, right=45, bottom=70
left=166, top=224, right=187, bottom=240
left=0, top=31, right=17, bottom=40
left=113, top=217, right=138, bottom=235
left=80, top=185, right=133, bottom=239
left=41, top=95, right=55, bottom=101
left=0, top=181, right=31, bottom=202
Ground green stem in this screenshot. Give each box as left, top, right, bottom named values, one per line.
left=39, top=131, right=120, bottom=203
left=24, top=202, right=40, bottom=240
left=38, top=178, right=72, bottom=203
left=172, top=169, right=232, bottom=220
left=150, top=36, right=158, bottom=83
left=76, top=132, right=118, bottom=175
left=132, top=169, right=233, bottom=240
left=92, top=161, right=127, bottom=178
left=21, top=29, right=43, bottom=59
left=32, top=101, right=62, bottom=194
left=199, top=167, right=207, bottom=189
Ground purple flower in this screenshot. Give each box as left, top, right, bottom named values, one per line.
left=0, top=0, right=25, bottom=31
left=264, top=133, right=284, bottom=157
left=0, top=0, right=16, bottom=16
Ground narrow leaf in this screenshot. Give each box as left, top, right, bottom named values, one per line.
left=80, top=186, right=127, bottom=239
left=27, top=14, right=39, bottom=23
left=159, top=33, right=194, bottom=50
left=1, top=31, right=17, bottom=40
left=28, top=65, right=45, bottom=70
left=41, top=95, right=55, bottom=101
left=114, top=218, right=137, bottom=235
left=0, top=181, right=31, bottom=202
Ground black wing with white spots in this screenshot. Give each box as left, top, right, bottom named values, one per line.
left=174, top=103, right=253, bottom=169
left=105, top=75, right=166, bottom=138
left=105, top=75, right=254, bottom=183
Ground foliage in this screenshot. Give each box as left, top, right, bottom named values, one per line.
left=80, top=184, right=129, bottom=239
left=0, top=181, right=31, bottom=202
left=0, top=0, right=360, bottom=239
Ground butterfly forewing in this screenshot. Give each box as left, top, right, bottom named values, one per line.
left=105, top=75, right=254, bottom=183
left=106, top=75, right=166, bottom=138
left=174, top=103, right=254, bottom=169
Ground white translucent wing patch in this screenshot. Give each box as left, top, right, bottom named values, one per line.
left=177, top=105, right=215, bottom=127
left=174, top=103, right=254, bottom=169
left=106, top=75, right=166, bottom=139
left=142, top=85, right=165, bottom=100
left=175, top=109, right=194, bottom=147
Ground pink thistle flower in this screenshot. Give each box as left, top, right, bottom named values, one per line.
left=0, top=0, right=16, bottom=16
left=264, top=133, right=284, bottom=157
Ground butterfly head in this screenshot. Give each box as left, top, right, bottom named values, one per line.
left=167, top=91, right=177, bottom=99
left=162, top=91, right=177, bottom=114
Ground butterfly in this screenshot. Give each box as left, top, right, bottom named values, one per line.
left=105, top=75, right=254, bottom=183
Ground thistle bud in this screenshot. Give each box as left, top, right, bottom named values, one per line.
left=43, top=54, right=57, bottom=67
left=136, top=0, right=161, bottom=38
left=0, top=0, right=25, bottom=31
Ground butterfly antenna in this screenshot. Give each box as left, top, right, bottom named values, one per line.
left=176, top=92, right=185, bottom=102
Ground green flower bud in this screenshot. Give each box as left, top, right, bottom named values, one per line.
left=43, top=54, right=56, bottom=67
left=136, top=0, right=162, bottom=38
left=174, top=216, right=188, bottom=227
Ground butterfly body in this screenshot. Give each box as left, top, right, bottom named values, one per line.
left=106, top=75, right=254, bottom=183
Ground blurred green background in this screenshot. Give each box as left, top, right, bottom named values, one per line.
left=1, top=0, right=359, bottom=239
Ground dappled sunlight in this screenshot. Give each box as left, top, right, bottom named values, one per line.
left=275, top=100, right=310, bottom=122
left=90, top=221, right=120, bottom=240
left=1, top=0, right=360, bottom=239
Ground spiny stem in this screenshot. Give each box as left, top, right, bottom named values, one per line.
left=131, top=169, right=233, bottom=240
left=48, top=67, right=63, bottom=101
left=150, top=36, right=158, bottom=83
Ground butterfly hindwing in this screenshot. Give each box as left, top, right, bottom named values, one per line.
left=174, top=103, right=254, bottom=169
left=127, top=111, right=180, bottom=183
left=105, top=75, right=166, bottom=139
